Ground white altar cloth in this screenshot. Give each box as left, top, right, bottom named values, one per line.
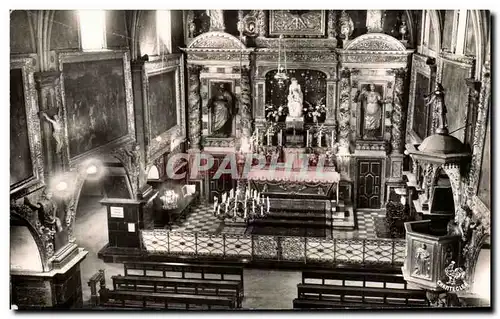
left=247, top=166, right=340, bottom=184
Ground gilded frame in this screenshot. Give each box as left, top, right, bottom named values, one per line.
left=10, top=56, right=45, bottom=197
left=143, top=54, right=185, bottom=165
left=58, top=50, right=135, bottom=166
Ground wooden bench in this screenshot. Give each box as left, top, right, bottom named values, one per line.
left=297, top=283, right=427, bottom=305
left=123, top=261, right=244, bottom=297
left=101, top=289, right=237, bottom=310
left=301, top=269, right=408, bottom=289
left=292, top=298, right=425, bottom=309
left=112, top=275, right=243, bottom=307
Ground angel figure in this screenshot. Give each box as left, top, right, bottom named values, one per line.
left=41, top=111, right=63, bottom=154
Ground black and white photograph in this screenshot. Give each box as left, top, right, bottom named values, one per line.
left=7, top=5, right=492, bottom=312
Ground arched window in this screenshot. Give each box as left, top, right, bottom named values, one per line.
left=156, top=10, right=172, bottom=54
left=78, top=10, right=106, bottom=50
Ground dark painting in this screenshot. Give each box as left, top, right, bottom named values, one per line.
left=148, top=71, right=177, bottom=138
left=64, top=59, right=128, bottom=158
left=478, top=107, right=491, bottom=210
left=441, top=61, right=471, bottom=141
left=10, top=68, right=33, bottom=187
left=413, top=72, right=430, bottom=140
left=265, top=69, right=327, bottom=109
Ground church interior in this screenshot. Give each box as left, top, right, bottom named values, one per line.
left=9, top=9, right=491, bottom=310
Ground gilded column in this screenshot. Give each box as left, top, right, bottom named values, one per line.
left=187, top=65, right=202, bottom=150
left=35, top=71, right=65, bottom=176
left=338, top=68, right=351, bottom=154
left=240, top=65, right=252, bottom=139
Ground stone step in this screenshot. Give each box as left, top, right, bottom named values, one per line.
left=267, top=211, right=326, bottom=221
left=252, top=218, right=328, bottom=229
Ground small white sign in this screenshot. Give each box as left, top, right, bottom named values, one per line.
left=128, top=223, right=136, bottom=232
left=110, top=206, right=124, bottom=218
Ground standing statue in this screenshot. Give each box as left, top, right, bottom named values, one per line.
left=41, top=111, right=63, bottom=154
left=355, top=83, right=386, bottom=139
left=425, top=83, right=448, bottom=134
left=208, top=84, right=234, bottom=137
left=287, top=78, right=304, bottom=118
left=207, top=10, right=225, bottom=32
left=413, top=243, right=431, bottom=277
left=24, top=189, right=63, bottom=232
left=399, top=20, right=408, bottom=40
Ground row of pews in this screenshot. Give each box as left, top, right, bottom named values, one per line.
left=293, top=267, right=429, bottom=309
left=88, top=261, right=244, bottom=310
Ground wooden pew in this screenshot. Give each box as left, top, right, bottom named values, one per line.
left=292, top=298, right=425, bottom=309
left=296, top=283, right=428, bottom=305
left=123, top=261, right=244, bottom=299
left=301, top=269, right=408, bottom=289
left=112, top=275, right=243, bottom=307
left=100, top=289, right=237, bottom=310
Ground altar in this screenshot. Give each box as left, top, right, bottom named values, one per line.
left=247, top=166, right=340, bottom=201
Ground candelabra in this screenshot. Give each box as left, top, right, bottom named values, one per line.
left=213, top=180, right=270, bottom=222
left=160, top=190, right=180, bottom=210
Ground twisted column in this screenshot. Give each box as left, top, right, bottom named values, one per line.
left=391, top=68, right=407, bottom=154
left=240, top=65, right=252, bottom=139
left=187, top=65, right=202, bottom=150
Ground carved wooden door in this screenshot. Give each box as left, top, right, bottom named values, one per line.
left=357, top=159, right=382, bottom=209
left=208, top=156, right=235, bottom=203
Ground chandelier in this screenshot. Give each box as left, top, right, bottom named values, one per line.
left=160, top=190, right=180, bottom=210
left=274, top=34, right=289, bottom=85
left=213, top=180, right=270, bottom=222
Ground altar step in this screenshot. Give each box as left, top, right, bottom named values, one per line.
left=267, top=211, right=326, bottom=222
left=251, top=209, right=329, bottom=238
left=252, top=218, right=327, bottom=229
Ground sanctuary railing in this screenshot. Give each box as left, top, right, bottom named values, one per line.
left=140, top=230, right=406, bottom=267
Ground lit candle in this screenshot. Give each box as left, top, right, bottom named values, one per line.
left=261, top=205, right=264, bottom=216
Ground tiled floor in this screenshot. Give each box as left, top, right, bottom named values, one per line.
left=170, top=202, right=386, bottom=239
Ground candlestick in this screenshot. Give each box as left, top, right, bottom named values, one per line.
left=318, top=132, right=322, bottom=147
left=217, top=205, right=221, bottom=215
left=278, top=129, right=283, bottom=146
left=306, top=130, right=310, bottom=147
left=267, top=196, right=270, bottom=212
left=260, top=205, right=264, bottom=216
left=331, top=130, right=334, bottom=148
left=336, top=183, right=339, bottom=203
left=267, top=131, right=271, bottom=146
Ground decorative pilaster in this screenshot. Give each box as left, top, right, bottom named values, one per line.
left=257, top=10, right=268, bottom=37
left=35, top=71, right=65, bottom=176
left=327, top=10, right=338, bottom=39
left=391, top=68, right=407, bottom=154
left=187, top=65, right=202, bottom=150
left=338, top=68, right=351, bottom=154
left=240, top=65, right=252, bottom=139
left=468, top=62, right=491, bottom=199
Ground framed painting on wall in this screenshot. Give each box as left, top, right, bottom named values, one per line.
left=207, top=79, right=235, bottom=137
left=10, top=57, right=44, bottom=196
left=143, top=55, right=185, bottom=165
left=59, top=51, right=135, bottom=163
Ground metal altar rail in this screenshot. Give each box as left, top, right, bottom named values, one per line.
left=141, top=230, right=406, bottom=267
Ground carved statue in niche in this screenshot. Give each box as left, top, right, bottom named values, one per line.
left=355, top=83, right=386, bottom=139
left=340, top=10, right=354, bottom=41
left=24, top=189, right=63, bottom=232
left=287, top=78, right=304, bottom=118
left=425, top=83, right=448, bottom=134
left=413, top=243, right=431, bottom=278
left=207, top=10, right=225, bottom=32
left=208, top=83, right=235, bottom=137
left=41, top=109, right=63, bottom=154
